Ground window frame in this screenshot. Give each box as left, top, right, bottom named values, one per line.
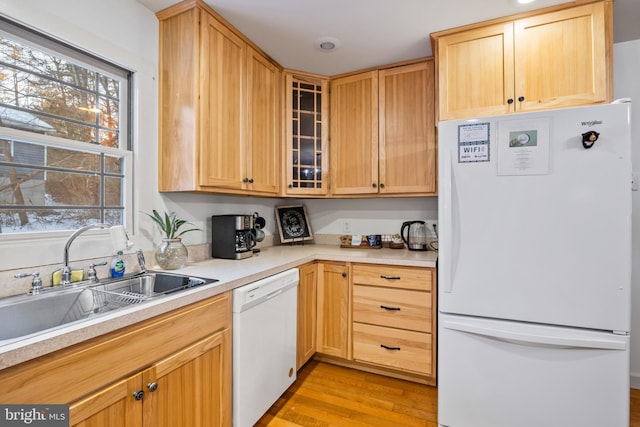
left=0, top=16, right=134, bottom=239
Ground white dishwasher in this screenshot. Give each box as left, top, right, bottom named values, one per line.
left=232, top=268, right=299, bottom=427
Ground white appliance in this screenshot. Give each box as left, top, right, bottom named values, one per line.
left=232, top=268, right=298, bottom=427
left=437, top=102, right=632, bottom=427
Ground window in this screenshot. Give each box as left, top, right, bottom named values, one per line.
left=0, top=17, right=132, bottom=234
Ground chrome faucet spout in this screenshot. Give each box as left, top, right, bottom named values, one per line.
left=61, top=223, right=111, bottom=285
left=136, top=249, right=147, bottom=274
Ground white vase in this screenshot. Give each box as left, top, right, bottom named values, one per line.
left=154, top=238, right=188, bottom=270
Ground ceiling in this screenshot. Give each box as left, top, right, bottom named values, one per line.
left=138, top=0, right=640, bottom=76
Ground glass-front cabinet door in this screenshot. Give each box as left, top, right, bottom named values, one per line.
left=284, top=73, right=329, bottom=196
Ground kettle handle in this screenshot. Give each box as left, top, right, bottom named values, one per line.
left=400, top=221, right=410, bottom=245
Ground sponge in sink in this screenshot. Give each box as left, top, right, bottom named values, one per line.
left=52, top=269, right=84, bottom=285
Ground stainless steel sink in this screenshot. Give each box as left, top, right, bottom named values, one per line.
left=0, top=271, right=217, bottom=343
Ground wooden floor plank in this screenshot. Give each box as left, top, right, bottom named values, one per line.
left=258, top=360, right=640, bottom=427
left=297, top=380, right=395, bottom=411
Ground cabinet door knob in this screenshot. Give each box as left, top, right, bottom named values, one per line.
left=242, top=177, right=249, bottom=183
left=133, top=390, right=145, bottom=401
left=341, top=272, right=347, bottom=278
left=372, top=183, right=377, bottom=188
left=147, top=382, right=158, bottom=392
left=518, top=96, right=525, bottom=102
left=507, top=98, right=514, bottom=104
left=248, top=178, right=254, bottom=183
left=379, top=183, right=385, bottom=189
left=288, top=184, right=293, bottom=188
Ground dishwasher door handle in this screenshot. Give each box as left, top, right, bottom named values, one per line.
left=264, top=288, right=285, bottom=300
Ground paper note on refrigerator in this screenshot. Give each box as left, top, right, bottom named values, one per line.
left=497, top=118, right=550, bottom=175
left=458, top=123, right=490, bottom=163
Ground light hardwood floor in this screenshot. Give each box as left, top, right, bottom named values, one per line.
left=257, top=360, right=640, bottom=427
left=631, top=388, right=640, bottom=427
left=256, top=360, right=437, bottom=426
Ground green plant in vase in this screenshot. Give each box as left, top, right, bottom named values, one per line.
left=147, top=210, right=200, bottom=270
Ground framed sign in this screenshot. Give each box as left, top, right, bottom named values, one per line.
left=275, top=205, right=313, bottom=244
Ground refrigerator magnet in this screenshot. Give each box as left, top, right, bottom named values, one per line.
left=581, top=131, right=600, bottom=149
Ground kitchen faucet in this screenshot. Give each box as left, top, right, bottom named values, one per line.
left=61, top=223, right=111, bottom=286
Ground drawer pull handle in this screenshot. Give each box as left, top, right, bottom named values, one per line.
left=380, top=344, right=401, bottom=351
left=380, top=305, right=401, bottom=311
left=380, top=275, right=401, bottom=280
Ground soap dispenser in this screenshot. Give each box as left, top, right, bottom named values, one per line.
left=110, top=251, right=126, bottom=278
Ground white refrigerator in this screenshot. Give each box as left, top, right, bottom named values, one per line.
left=437, top=102, right=632, bottom=427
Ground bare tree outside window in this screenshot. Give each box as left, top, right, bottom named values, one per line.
left=0, top=19, right=132, bottom=234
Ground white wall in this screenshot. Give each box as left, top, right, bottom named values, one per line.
left=305, top=197, right=437, bottom=235
left=0, top=0, right=437, bottom=273
left=614, top=39, right=640, bottom=387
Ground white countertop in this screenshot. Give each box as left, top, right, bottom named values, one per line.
left=0, top=244, right=437, bottom=370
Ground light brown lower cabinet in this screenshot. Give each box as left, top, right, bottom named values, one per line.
left=352, top=323, right=432, bottom=375
left=351, top=263, right=436, bottom=383
left=297, top=263, right=317, bottom=369
left=69, top=374, right=141, bottom=427
left=315, top=262, right=350, bottom=359
left=70, top=330, right=230, bottom=427
left=0, top=293, right=232, bottom=427
left=310, top=261, right=437, bottom=384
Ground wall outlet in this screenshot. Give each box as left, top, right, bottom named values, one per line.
left=342, top=220, right=351, bottom=233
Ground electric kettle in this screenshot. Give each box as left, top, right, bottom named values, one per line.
left=400, top=220, right=428, bottom=251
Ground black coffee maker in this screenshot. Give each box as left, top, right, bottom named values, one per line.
left=211, top=215, right=256, bottom=259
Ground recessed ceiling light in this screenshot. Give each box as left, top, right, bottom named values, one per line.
left=515, top=0, right=535, bottom=4
left=315, top=37, right=341, bottom=52
left=320, top=41, right=336, bottom=50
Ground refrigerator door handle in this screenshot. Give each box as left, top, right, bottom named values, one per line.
left=440, top=150, right=460, bottom=293
left=442, top=317, right=628, bottom=351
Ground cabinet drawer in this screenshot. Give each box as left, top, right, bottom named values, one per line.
left=353, top=323, right=432, bottom=375
left=353, top=285, right=431, bottom=332
left=352, top=264, right=432, bottom=291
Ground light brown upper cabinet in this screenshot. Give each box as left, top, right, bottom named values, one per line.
left=284, top=73, right=330, bottom=196
left=330, top=60, right=436, bottom=196
left=157, top=1, right=280, bottom=195
left=432, top=1, right=612, bottom=121
left=330, top=70, right=379, bottom=195
left=379, top=62, right=436, bottom=195
left=244, top=47, right=280, bottom=194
